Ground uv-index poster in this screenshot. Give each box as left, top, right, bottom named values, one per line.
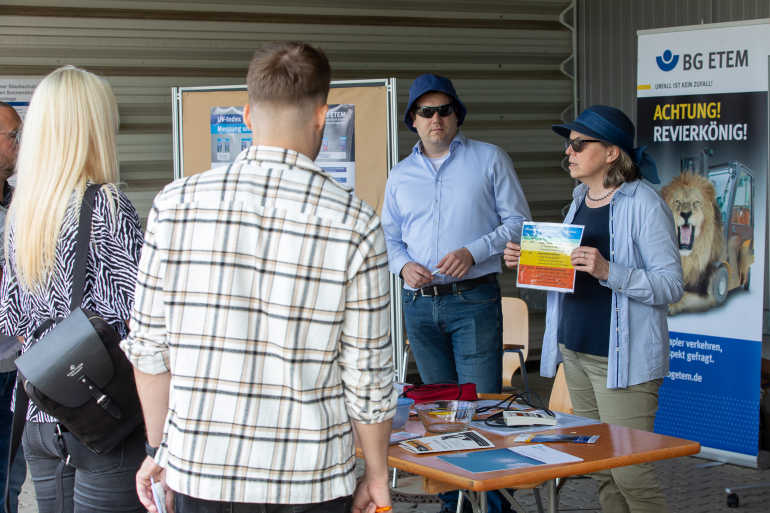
left=516, top=221, right=584, bottom=293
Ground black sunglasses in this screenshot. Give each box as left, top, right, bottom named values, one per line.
left=564, top=138, right=602, bottom=152
left=413, top=103, right=455, bottom=118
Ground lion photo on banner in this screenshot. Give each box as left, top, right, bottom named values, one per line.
left=661, top=170, right=754, bottom=315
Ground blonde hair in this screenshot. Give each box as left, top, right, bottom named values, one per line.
left=7, top=65, right=119, bottom=289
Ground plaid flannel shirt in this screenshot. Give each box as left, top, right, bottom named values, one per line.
left=121, top=146, right=395, bottom=504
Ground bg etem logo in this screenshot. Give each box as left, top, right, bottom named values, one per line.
left=682, top=49, right=748, bottom=70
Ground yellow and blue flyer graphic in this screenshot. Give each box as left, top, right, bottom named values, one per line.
left=516, top=222, right=584, bottom=293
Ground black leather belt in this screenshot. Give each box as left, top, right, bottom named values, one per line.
left=415, top=274, right=497, bottom=297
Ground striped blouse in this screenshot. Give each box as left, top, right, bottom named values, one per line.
left=0, top=185, right=144, bottom=422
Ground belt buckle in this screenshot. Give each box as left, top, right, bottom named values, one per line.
left=418, top=286, right=439, bottom=296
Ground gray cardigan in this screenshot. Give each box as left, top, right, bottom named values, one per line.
left=540, top=179, right=684, bottom=388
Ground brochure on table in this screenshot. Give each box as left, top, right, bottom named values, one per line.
left=399, top=430, right=494, bottom=454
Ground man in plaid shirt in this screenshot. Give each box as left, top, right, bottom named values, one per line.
left=122, top=42, right=396, bottom=513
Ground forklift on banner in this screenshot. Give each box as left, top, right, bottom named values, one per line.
left=680, top=150, right=754, bottom=305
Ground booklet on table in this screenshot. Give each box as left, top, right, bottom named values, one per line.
left=438, top=444, right=583, bottom=474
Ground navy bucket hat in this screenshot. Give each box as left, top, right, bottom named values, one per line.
left=403, top=73, right=467, bottom=133
left=552, top=105, right=660, bottom=184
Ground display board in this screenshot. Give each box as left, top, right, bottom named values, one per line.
left=171, top=79, right=407, bottom=378
left=637, top=20, right=769, bottom=467
left=172, top=80, right=396, bottom=215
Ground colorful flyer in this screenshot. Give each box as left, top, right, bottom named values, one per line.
left=516, top=221, right=584, bottom=292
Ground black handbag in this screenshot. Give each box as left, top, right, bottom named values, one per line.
left=12, top=184, right=143, bottom=455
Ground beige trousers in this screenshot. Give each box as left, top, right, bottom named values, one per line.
left=559, top=344, right=669, bottom=513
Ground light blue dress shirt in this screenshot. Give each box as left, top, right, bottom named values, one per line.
left=381, top=133, right=531, bottom=287
left=540, top=180, right=684, bottom=388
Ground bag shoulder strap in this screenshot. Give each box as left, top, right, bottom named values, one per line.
left=6, top=184, right=102, bottom=510
left=5, top=374, right=27, bottom=513
left=70, top=184, right=101, bottom=312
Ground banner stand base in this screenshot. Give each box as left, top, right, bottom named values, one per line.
left=695, top=446, right=760, bottom=468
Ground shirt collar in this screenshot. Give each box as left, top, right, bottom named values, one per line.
left=236, top=145, right=351, bottom=192
left=412, top=131, right=467, bottom=156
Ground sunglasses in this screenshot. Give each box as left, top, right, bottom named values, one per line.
left=413, top=103, right=455, bottom=118
left=0, top=129, right=20, bottom=145
left=564, top=138, right=602, bottom=153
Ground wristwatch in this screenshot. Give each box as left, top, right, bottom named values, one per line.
left=145, top=441, right=158, bottom=458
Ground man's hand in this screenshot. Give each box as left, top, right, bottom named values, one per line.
left=352, top=474, right=391, bottom=513
left=436, top=248, right=474, bottom=279
left=136, top=456, right=175, bottom=513
left=503, top=242, right=521, bottom=270
left=571, top=246, right=609, bottom=281
left=400, top=261, right=433, bottom=288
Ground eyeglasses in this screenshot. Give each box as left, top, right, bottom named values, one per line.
left=0, top=129, right=20, bottom=145
left=564, top=138, right=601, bottom=152
left=413, top=103, right=455, bottom=118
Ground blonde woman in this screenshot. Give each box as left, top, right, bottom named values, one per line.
left=0, top=66, right=145, bottom=513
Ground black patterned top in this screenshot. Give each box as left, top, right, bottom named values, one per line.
left=0, top=184, right=144, bottom=422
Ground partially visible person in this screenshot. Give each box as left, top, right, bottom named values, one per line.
left=121, top=41, right=396, bottom=513
left=0, top=101, right=26, bottom=513
left=381, top=73, right=530, bottom=513
left=504, top=105, right=683, bottom=513
left=0, top=67, right=145, bottom=513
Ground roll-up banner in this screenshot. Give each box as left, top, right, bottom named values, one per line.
left=637, top=20, right=769, bottom=466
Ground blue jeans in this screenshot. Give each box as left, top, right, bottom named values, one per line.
left=0, top=370, right=25, bottom=513
left=403, top=282, right=510, bottom=512
left=402, top=282, right=503, bottom=394
left=175, top=493, right=353, bottom=513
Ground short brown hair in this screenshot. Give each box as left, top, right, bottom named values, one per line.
left=247, top=42, right=330, bottom=105
left=601, top=143, right=639, bottom=188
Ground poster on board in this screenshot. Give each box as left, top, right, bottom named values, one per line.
left=637, top=21, right=769, bottom=464
left=209, top=103, right=356, bottom=188
left=1, top=77, right=39, bottom=187
left=316, top=104, right=355, bottom=188
left=0, top=77, right=37, bottom=120
left=210, top=106, right=251, bottom=168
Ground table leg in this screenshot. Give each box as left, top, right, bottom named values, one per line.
left=478, top=490, right=487, bottom=513
left=546, top=479, right=560, bottom=513
left=456, top=491, right=465, bottom=513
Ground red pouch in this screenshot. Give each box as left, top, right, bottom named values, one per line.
left=402, top=383, right=478, bottom=404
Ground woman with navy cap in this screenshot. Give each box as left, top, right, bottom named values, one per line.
left=504, top=105, right=683, bottom=513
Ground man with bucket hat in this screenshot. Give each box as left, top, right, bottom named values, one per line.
left=382, top=74, right=530, bottom=513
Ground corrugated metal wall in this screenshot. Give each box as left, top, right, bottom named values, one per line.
left=0, top=0, right=576, bottom=357
left=1, top=0, right=575, bottom=225
left=577, top=0, right=770, bottom=342
left=577, top=0, right=770, bottom=120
